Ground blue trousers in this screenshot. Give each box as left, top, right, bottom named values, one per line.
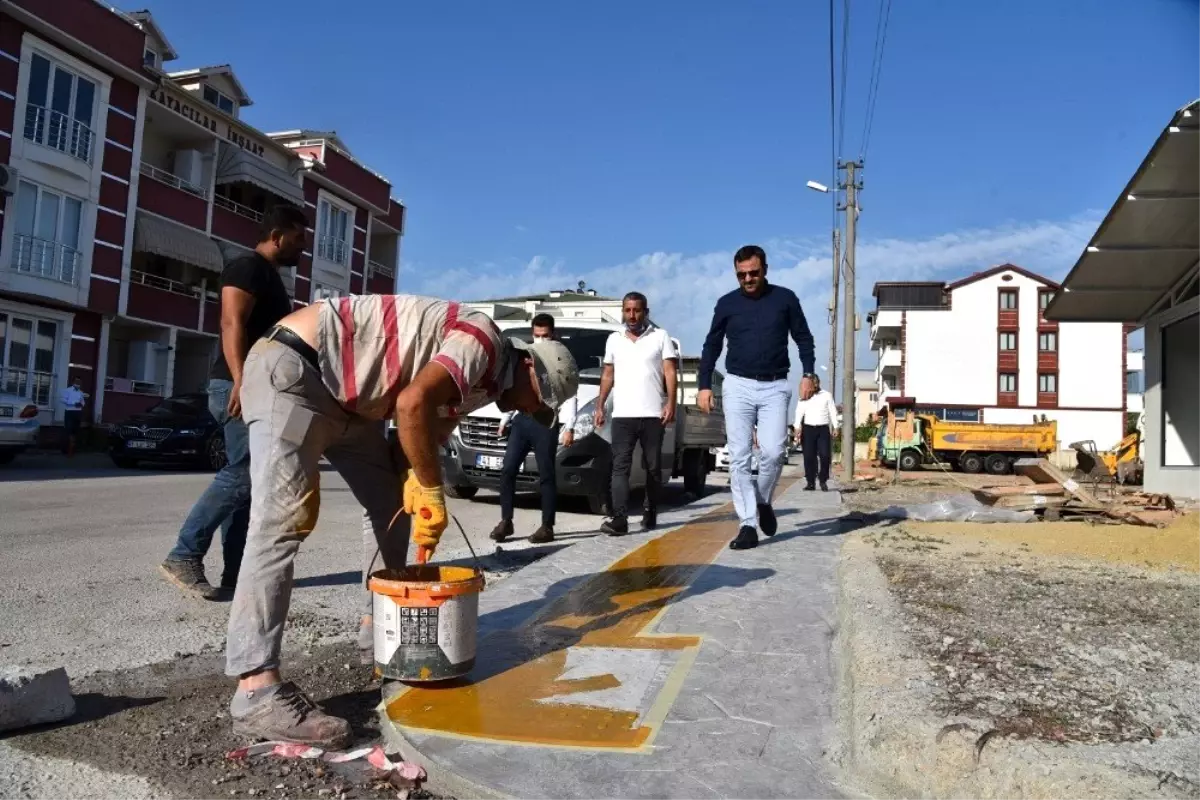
left=166, top=378, right=251, bottom=586
left=499, top=413, right=558, bottom=527
left=721, top=374, right=790, bottom=528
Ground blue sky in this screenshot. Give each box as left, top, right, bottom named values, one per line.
left=147, top=0, right=1197, bottom=374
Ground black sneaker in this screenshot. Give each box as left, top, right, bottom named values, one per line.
left=529, top=525, right=555, bottom=544
left=641, top=511, right=657, bottom=531
left=803, top=484, right=816, bottom=491
left=159, top=559, right=220, bottom=600
left=601, top=517, right=628, bottom=536
left=757, top=504, right=777, bottom=537
left=489, top=520, right=514, bottom=542
left=820, top=481, right=829, bottom=492
left=729, top=525, right=758, bottom=550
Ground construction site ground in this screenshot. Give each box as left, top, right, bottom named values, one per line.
left=835, top=466, right=1199, bottom=798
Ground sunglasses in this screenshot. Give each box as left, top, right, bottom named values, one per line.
left=736, top=269, right=763, bottom=281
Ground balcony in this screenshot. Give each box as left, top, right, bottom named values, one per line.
left=1, top=366, right=56, bottom=408
left=10, top=235, right=81, bottom=285
left=211, top=195, right=264, bottom=248
left=367, top=260, right=394, bottom=279
left=137, top=163, right=208, bottom=230
left=317, top=235, right=349, bottom=266
left=879, top=347, right=902, bottom=369
left=126, top=269, right=203, bottom=327
left=24, top=104, right=95, bottom=164
left=869, top=308, right=902, bottom=346
left=102, top=376, right=163, bottom=424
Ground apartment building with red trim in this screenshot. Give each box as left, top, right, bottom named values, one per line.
left=0, top=0, right=404, bottom=435
left=867, top=264, right=1129, bottom=449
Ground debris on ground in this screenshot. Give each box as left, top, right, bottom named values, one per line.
left=227, top=742, right=426, bottom=791
left=0, top=666, right=75, bottom=733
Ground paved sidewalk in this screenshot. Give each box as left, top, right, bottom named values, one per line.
left=380, top=479, right=848, bottom=799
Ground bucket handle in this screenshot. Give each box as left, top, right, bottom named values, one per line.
left=368, top=510, right=487, bottom=589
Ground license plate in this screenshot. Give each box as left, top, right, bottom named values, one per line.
left=0, top=407, right=12, bottom=418
left=127, top=440, right=157, bottom=450
left=475, top=454, right=504, bottom=470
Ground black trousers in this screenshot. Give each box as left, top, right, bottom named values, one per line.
left=499, top=413, right=558, bottom=527
left=801, top=424, right=832, bottom=486
left=610, top=417, right=665, bottom=518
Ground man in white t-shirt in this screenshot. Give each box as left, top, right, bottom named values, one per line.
left=60, top=377, right=89, bottom=457
left=594, top=292, right=679, bottom=535
left=794, top=374, right=838, bottom=490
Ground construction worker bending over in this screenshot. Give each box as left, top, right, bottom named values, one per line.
left=224, top=294, right=579, bottom=748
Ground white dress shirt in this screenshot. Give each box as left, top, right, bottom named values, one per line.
left=795, top=389, right=838, bottom=430
left=498, top=393, right=579, bottom=443
left=61, top=386, right=87, bottom=411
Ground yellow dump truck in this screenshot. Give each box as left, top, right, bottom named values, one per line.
left=879, top=412, right=1057, bottom=475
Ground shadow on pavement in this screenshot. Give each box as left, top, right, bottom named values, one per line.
left=294, top=570, right=361, bottom=589
left=0, top=693, right=165, bottom=741
left=759, top=516, right=848, bottom=545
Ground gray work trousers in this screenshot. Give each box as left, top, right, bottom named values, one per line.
left=225, top=338, right=410, bottom=678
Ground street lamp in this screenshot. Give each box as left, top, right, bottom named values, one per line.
left=806, top=180, right=829, bottom=193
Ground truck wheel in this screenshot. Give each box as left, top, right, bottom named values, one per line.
left=985, top=454, right=1011, bottom=475
left=682, top=450, right=708, bottom=495
left=898, top=449, right=922, bottom=471
left=959, top=452, right=984, bottom=474
left=445, top=485, right=478, bottom=500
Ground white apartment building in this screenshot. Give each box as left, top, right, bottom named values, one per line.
left=461, top=285, right=623, bottom=326
left=868, top=264, right=1129, bottom=450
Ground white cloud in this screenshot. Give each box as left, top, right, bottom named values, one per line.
left=406, top=213, right=1101, bottom=369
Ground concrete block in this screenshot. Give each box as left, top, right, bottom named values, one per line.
left=0, top=666, right=76, bottom=732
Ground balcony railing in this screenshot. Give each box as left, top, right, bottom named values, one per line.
left=130, top=269, right=202, bottom=298
left=367, top=260, right=394, bottom=279
left=1, top=367, right=56, bottom=408
left=11, top=234, right=81, bottom=285
left=214, top=194, right=264, bottom=223
left=139, top=162, right=208, bottom=198
left=24, top=104, right=95, bottom=164
left=317, top=235, right=348, bottom=265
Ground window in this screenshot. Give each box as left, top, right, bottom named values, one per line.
left=869, top=392, right=878, bottom=403
left=202, top=84, right=236, bottom=115
left=12, top=180, right=83, bottom=284
left=0, top=312, right=59, bottom=407
left=317, top=199, right=350, bottom=265
left=999, top=290, right=1018, bottom=310
left=313, top=284, right=342, bottom=301
left=1038, top=331, right=1057, bottom=352
left=998, top=332, right=1017, bottom=350
left=998, top=373, right=1017, bottom=393
left=143, top=48, right=159, bottom=68
left=1039, top=291, right=1055, bottom=310
left=1127, top=371, right=1143, bottom=394
left=23, top=52, right=97, bottom=163
left=1038, top=373, right=1057, bottom=393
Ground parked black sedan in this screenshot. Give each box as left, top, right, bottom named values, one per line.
left=107, top=393, right=227, bottom=470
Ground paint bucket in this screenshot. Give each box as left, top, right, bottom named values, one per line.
left=368, top=564, right=485, bottom=682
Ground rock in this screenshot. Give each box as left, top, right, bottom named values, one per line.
left=0, top=666, right=75, bottom=732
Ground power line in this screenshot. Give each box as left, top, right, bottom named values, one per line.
left=837, top=0, right=851, bottom=162
left=859, top=0, right=892, bottom=158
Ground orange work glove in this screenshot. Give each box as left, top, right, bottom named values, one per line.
left=402, top=471, right=421, bottom=515
left=408, top=482, right=448, bottom=560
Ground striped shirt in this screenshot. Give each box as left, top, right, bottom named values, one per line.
left=315, top=295, right=507, bottom=421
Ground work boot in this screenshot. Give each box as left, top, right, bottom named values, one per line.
left=230, top=681, right=352, bottom=749
left=803, top=484, right=815, bottom=491
left=641, top=510, right=657, bottom=531
left=729, top=525, right=758, bottom=550
left=601, top=517, right=628, bottom=536
left=159, top=559, right=219, bottom=600
left=489, top=520, right=513, bottom=542
left=358, top=616, right=374, bottom=666
left=757, top=504, right=777, bottom=537
left=529, top=525, right=555, bottom=544
left=820, top=481, right=829, bottom=492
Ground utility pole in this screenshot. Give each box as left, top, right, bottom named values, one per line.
left=828, top=228, right=841, bottom=397
left=840, top=160, right=862, bottom=483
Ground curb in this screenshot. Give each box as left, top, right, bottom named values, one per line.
left=831, top=536, right=1191, bottom=799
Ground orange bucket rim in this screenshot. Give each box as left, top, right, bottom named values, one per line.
left=368, top=566, right=484, bottom=598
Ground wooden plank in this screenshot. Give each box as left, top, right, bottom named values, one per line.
left=1013, top=458, right=1104, bottom=507
left=977, top=483, right=1065, bottom=497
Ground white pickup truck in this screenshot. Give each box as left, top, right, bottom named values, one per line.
left=437, top=320, right=726, bottom=514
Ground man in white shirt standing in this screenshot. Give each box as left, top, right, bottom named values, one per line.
left=595, top=292, right=679, bottom=535
left=794, top=375, right=838, bottom=491
left=60, top=377, right=89, bottom=457
left=490, top=313, right=580, bottom=545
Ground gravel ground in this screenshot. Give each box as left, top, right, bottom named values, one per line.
left=839, top=471, right=1200, bottom=793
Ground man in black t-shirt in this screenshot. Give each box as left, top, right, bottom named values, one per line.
left=161, top=204, right=307, bottom=599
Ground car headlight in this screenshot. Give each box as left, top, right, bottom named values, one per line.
left=571, top=397, right=612, bottom=443
left=177, top=428, right=203, bottom=436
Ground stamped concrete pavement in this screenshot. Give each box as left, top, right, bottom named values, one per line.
left=380, top=479, right=848, bottom=799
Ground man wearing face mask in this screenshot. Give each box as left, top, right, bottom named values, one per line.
left=160, top=204, right=308, bottom=600
left=595, top=292, right=679, bottom=535
left=489, top=313, right=579, bottom=545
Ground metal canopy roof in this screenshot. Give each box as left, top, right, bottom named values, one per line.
left=1046, top=100, right=1199, bottom=324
